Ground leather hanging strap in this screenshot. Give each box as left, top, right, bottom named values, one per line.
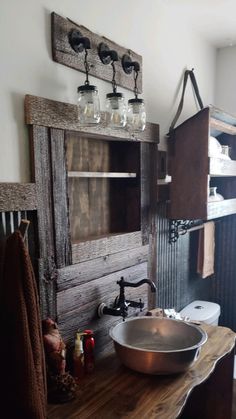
left=168, top=69, right=204, bottom=135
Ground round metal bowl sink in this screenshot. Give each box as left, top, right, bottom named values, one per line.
left=109, top=317, right=207, bottom=375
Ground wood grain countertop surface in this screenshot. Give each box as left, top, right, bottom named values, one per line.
left=47, top=323, right=235, bottom=419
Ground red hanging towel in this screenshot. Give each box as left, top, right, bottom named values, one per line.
left=0, top=231, right=47, bottom=419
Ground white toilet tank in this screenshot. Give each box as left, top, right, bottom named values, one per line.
left=179, top=300, right=221, bottom=325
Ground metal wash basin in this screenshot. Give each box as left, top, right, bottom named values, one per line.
left=109, top=317, right=207, bottom=374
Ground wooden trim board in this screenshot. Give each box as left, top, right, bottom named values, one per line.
left=209, top=157, right=236, bottom=177
left=72, top=231, right=143, bottom=264
left=207, top=198, right=236, bottom=219
left=25, top=95, right=159, bottom=144
left=57, top=245, right=149, bottom=291
left=0, top=183, right=37, bottom=212
left=68, top=171, right=137, bottom=178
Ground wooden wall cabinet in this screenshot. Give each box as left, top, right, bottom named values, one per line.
left=24, top=94, right=159, bottom=355
left=169, top=106, right=236, bottom=220
left=67, top=135, right=141, bottom=246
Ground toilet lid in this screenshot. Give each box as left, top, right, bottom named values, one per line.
left=179, top=300, right=221, bottom=323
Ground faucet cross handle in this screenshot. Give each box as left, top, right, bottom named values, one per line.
left=139, top=298, right=143, bottom=312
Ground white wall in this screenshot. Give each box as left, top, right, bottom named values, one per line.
left=215, top=46, right=236, bottom=114
left=0, top=0, right=216, bottom=182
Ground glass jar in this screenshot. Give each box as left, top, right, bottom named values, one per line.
left=127, top=98, right=146, bottom=132
left=105, top=93, right=127, bottom=129
left=77, top=84, right=101, bottom=125
left=208, top=187, right=224, bottom=202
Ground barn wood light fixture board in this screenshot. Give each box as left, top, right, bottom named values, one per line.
left=51, top=12, right=143, bottom=93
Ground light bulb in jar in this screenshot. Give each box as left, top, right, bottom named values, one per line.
left=105, top=92, right=127, bottom=128
left=127, top=98, right=146, bottom=132
left=77, top=84, right=101, bottom=125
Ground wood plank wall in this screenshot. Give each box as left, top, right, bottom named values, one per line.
left=58, top=200, right=236, bottom=357
left=57, top=261, right=149, bottom=357
left=1, top=202, right=235, bottom=361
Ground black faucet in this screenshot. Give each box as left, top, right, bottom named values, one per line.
left=97, top=276, right=157, bottom=320
left=117, top=277, right=157, bottom=293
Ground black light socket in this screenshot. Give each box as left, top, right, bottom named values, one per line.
left=98, top=42, right=118, bottom=65
left=68, top=29, right=91, bottom=53
left=122, top=54, right=140, bottom=74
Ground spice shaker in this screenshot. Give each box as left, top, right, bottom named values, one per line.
left=73, top=332, right=85, bottom=382
left=83, top=329, right=95, bottom=373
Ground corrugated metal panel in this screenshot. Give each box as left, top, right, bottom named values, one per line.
left=156, top=203, right=213, bottom=312
left=213, top=214, right=236, bottom=331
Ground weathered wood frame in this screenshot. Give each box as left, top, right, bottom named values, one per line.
left=24, top=94, right=159, bottom=349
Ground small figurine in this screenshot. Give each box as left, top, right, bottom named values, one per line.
left=42, top=318, right=76, bottom=403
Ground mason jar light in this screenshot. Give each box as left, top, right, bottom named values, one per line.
left=105, top=92, right=127, bottom=129
left=122, top=54, right=146, bottom=133
left=78, top=84, right=101, bottom=125
left=69, top=29, right=101, bottom=126
left=127, top=98, right=146, bottom=132
left=98, top=43, right=127, bottom=129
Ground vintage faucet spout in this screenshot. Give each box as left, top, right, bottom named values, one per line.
left=97, top=276, right=157, bottom=320
left=117, top=277, right=157, bottom=293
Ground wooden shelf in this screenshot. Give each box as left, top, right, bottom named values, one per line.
left=210, top=118, right=236, bottom=136
left=210, top=105, right=236, bottom=136
left=68, top=171, right=137, bottom=178
left=207, top=198, right=236, bottom=219
left=169, top=106, right=236, bottom=220
left=209, top=157, right=236, bottom=177
left=67, top=136, right=141, bottom=242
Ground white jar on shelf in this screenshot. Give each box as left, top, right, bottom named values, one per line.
left=208, top=187, right=224, bottom=202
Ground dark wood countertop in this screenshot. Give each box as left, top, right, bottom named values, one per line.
left=47, top=324, right=235, bottom=419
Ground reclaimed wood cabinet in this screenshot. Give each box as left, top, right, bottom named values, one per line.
left=67, top=135, right=141, bottom=259
left=25, top=94, right=159, bottom=355
left=169, top=106, right=236, bottom=220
